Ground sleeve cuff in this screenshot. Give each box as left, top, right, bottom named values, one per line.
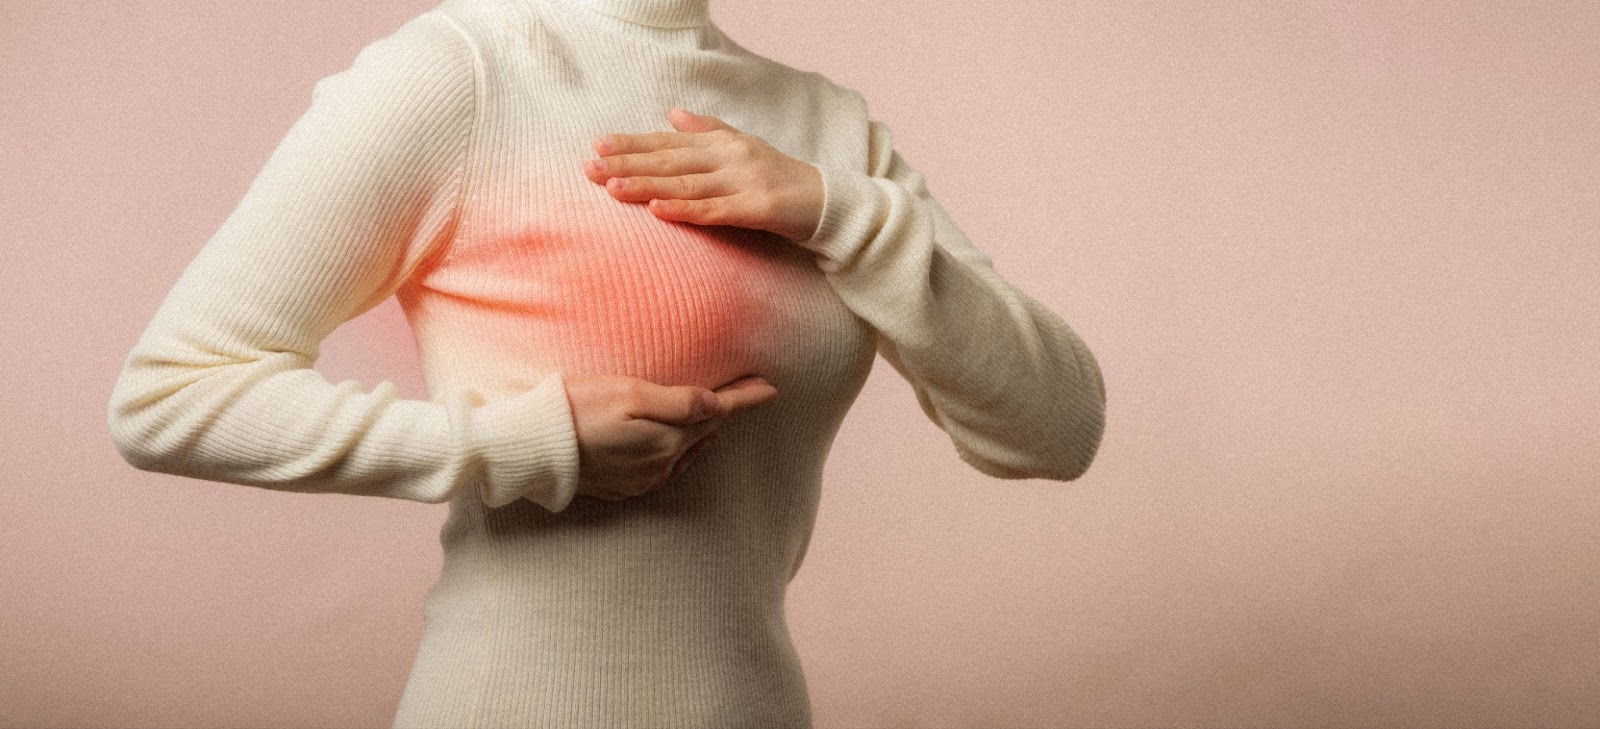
left=456, top=372, right=581, bottom=512
left=795, top=164, right=891, bottom=275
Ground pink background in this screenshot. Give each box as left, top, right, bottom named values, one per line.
left=5, top=0, right=1598, bottom=727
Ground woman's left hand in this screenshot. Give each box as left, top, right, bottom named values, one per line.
left=583, top=108, right=824, bottom=243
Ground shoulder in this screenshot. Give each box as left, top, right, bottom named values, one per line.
left=313, top=8, right=479, bottom=108
left=703, top=36, right=877, bottom=169
left=429, top=0, right=527, bottom=55
left=773, top=64, right=877, bottom=164
left=287, top=7, right=481, bottom=171
left=702, top=25, right=866, bottom=115
left=804, top=68, right=869, bottom=113
left=350, top=6, right=478, bottom=71
left=798, top=69, right=871, bottom=123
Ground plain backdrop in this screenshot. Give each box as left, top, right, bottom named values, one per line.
left=4, top=1, right=1598, bottom=727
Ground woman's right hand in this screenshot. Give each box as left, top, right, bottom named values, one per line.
left=562, top=373, right=779, bottom=502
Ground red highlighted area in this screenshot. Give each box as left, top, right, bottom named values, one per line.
left=404, top=193, right=813, bottom=394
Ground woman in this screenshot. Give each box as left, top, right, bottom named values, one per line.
left=106, top=0, right=1107, bottom=725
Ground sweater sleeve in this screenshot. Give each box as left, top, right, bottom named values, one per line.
left=796, top=116, right=1107, bottom=481
left=105, top=11, right=582, bottom=512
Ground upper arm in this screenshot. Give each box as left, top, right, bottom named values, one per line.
left=170, top=10, right=480, bottom=358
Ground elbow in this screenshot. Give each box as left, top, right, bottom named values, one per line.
left=955, top=392, right=1106, bottom=483
left=931, top=343, right=1109, bottom=482
left=1054, top=344, right=1107, bottom=481
left=1028, top=434, right=1106, bottom=483
left=1068, top=374, right=1108, bottom=480
left=112, top=440, right=166, bottom=475
left=1055, top=383, right=1108, bottom=481
left=105, top=367, right=180, bottom=474
left=107, top=393, right=162, bottom=473
left=1060, top=402, right=1106, bottom=482
left=954, top=416, right=1104, bottom=483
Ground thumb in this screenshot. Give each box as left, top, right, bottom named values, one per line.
left=626, top=382, right=723, bottom=426
left=668, top=107, right=737, bottom=134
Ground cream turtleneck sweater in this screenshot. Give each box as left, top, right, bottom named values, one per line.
left=106, top=0, right=1106, bottom=725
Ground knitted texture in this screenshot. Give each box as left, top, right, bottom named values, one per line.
left=106, top=0, right=1106, bottom=725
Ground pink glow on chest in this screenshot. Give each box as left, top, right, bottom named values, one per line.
left=429, top=197, right=811, bottom=389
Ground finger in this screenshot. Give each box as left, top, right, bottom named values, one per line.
left=677, top=414, right=723, bottom=445
left=711, top=376, right=779, bottom=414
left=607, top=172, right=732, bottom=203
left=624, top=383, right=721, bottom=425
left=666, top=431, right=717, bottom=481
left=609, top=417, right=685, bottom=456
left=668, top=107, right=740, bottom=134
left=647, top=193, right=757, bottom=227
left=594, top=130, right=716, bottom=157
left=665, top=456, right=689, bottom=483
left=584, top=147, right=720, bottom=183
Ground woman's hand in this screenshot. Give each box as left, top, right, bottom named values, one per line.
left=563, top=373, right=779, bottom=502
left=583, top=108, right=825, bottom=243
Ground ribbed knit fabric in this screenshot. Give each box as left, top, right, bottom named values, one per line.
left=106, top=0, right=1107, bottom=725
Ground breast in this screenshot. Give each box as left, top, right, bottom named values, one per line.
left=419, top=189, right=817, bottom=390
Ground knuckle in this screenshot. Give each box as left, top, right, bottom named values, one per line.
left=696, top=198, right=721, bottom=222
left=673, top=390, right=696, bottom=417
left=655, top=433, right=683, bottom=460
left=669, top=429, right=692, bottom=454
left=747, top=193, right=774, bottom=222
left=626, top=434, right=657, bottom=456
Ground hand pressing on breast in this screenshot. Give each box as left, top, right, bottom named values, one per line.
left=583, top=108, right=826, bottom=243
left=563, top=373, right=779, bottom=502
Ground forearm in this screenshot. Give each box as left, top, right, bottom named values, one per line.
left=798, top=144, right=1106, bottom=480
left=105, top=9, right=583, bottom=511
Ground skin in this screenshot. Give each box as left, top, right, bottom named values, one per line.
left=564, top=108, right=822, bottom=502
left=582, top=107, right=826, bottom=243
left=565, top=373, right=779, bottom=502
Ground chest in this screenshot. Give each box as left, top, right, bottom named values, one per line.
left=419, top=85, right=872, bottom=399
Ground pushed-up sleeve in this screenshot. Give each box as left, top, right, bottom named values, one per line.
left=796, top=116, right=1107, bottom=481
left=105, top=11, right=581, bottom=512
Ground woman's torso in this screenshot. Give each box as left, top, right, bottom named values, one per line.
left=390, top=1, right=878, bottom=725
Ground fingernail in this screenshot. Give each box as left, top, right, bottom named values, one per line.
left=698, top=391, right=717, bottom=417
left=595, top=135, right=614, bottom=152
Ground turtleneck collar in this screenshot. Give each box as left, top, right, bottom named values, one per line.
left=563, top=0, right=710, bottom=28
